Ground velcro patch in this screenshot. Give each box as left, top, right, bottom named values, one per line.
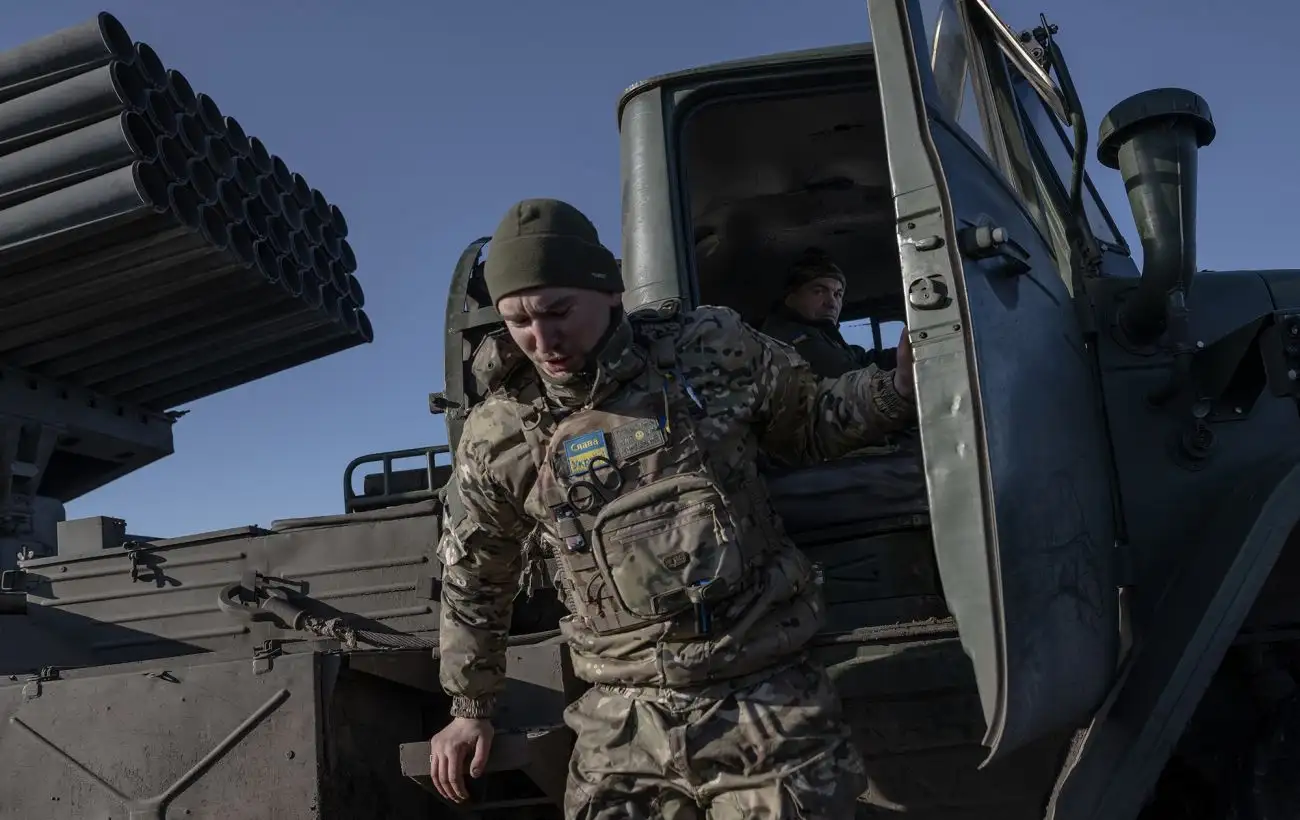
left=610, top=419, right=666, bottom=459
left=563, top=430, right=609, bottom=476
left=662, top=551, right=689, bottom=570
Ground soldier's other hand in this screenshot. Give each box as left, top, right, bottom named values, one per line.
left=429, top=717, right=494, bottom=803
left=893, top=327, right=915, bottom=399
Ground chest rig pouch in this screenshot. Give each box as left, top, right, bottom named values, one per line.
left=527, top=326, right=756, bottom=638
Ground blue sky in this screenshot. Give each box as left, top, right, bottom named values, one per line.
left=5, top=1, right=1293, bottom=537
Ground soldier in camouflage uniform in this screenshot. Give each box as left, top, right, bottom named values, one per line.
left=760, top=247, right=898, bottom=378
left=428, top=198, right=917, bottom=818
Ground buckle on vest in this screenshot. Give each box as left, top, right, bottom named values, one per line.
left=553, top=506, right=588, bottom=553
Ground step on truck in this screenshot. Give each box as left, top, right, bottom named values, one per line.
left=2, top=1, right=1299, bottom=818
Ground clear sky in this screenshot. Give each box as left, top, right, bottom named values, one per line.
left=5, top=0, right=1293, bottom=537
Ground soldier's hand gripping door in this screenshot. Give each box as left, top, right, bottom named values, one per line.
left=865, top=0, right=1118, bottom=762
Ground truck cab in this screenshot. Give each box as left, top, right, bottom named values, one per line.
left=615, top=0, right=1127, bottom=766
left=437, top=0, right=1300, bottom=817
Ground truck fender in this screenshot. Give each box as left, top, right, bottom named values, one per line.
left=1045, top=453, right=1300, bottom=820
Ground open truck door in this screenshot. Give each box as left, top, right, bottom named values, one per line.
left=865, top=0, right=1119, bottom=761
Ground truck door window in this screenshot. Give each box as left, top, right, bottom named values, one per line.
left=1010, top=74, right=1124, bottom=249
left=955, top=65, right=991, bottom=158
left=924, top=0, right=995, bottom=160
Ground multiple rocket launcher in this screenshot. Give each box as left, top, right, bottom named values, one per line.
left=0, top=12, right=372, bottom=412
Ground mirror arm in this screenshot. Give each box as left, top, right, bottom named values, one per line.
left=1032, top=16, right=1088, bottom=218
left=1051, top=42, right=1088, bottom=217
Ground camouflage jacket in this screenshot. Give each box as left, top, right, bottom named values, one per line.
left=437, top=305, right=915, bottom=719
left=759, top=305, right=897, bottom=378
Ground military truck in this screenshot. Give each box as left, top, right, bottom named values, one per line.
left=3, top=0, right=1298, bottom=817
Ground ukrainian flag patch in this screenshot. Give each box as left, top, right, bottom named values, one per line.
left=563, top=430, right=609, bottom=475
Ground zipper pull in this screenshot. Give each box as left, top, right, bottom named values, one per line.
left=709, top=505, right=728, bottom=543
left=659, top=382, right=673, bottom=436
left=688, top=580, right=713, bottom=636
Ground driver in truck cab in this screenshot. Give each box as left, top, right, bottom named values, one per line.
left=760, top=247, right=898, bottom=378
left=428, top=197, right=916, bottom=818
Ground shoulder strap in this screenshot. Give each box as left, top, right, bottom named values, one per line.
left=629, top=300, right=685, bottom=373
left=471, top=330, right=529, bottom=395
left=505, top=377, right=560, bottom=599
left=649, top=333, right=677, bottom=371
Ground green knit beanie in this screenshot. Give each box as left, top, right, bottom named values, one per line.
left=483, top=198, right=624, bottom=304
left=786, top=247, right=846, bottom=292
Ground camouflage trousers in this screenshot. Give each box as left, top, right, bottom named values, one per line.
left=561, top=658, right=866, bottom=819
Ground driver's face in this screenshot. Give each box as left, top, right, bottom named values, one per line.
left=785, top=276, right=845, bottom=324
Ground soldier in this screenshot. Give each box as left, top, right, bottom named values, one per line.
left=428, top=198, right=917, bottom=819
left=760, top=247, right=898, bottom=378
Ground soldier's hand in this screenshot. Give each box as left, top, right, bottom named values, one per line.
left=893, top=327, right=915, bottom=399
left=429, top=717, right=494, bottom=803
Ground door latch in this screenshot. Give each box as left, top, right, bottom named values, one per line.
left=958, top=222, right=1032, bottom=275
left=907, top=275, right=950, bottom=310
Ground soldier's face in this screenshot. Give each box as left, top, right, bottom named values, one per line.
left=785, top=276, right=845, bottom=323
left=498, top=287, right=623, bottom=377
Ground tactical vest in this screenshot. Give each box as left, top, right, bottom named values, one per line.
left=511, top=319, right=784, bottom=639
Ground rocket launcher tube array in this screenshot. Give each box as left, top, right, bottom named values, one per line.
left=0, top=12, right=371, bottom=411
left=0, top=12, right=134, bottom=104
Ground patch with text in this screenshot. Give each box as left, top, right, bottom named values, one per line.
left=563, top=430, right=609, bottom=476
